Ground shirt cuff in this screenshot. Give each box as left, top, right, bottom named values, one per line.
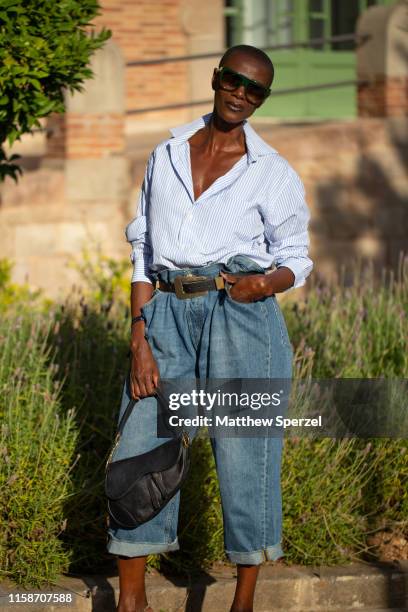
left=276, top=258, right=313, bottom=292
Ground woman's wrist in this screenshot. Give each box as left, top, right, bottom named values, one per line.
left=130, top=321, right=146, bottom=346
left=262, top=274, right=276, bottom=297
left=263, top=267, right=295, bottom=295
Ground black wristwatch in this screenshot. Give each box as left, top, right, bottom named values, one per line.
left=131, top=315, right=146, bottom=327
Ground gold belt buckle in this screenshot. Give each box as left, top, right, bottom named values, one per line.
left=173, top=274, right=208, bottom=299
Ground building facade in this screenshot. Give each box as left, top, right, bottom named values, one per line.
left=228, top=0, right=399, bottom=119
left=91, top=0, right=400, bottom=127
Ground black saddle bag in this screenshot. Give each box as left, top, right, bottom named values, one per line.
left=105, top=385, right=191, bottom=529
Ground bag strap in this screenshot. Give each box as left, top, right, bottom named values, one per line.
left=106, top=377, right=190, bottom=470
left=117, top=396, right=137, bottom=435
left=116, top=376, right=168, bottom=436
left=105, top=380, right=142, bottom=470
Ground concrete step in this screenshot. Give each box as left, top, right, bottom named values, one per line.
left=0, top=561, right=407, bottom=612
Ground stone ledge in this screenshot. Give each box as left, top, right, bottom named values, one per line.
left=1, top=561, right=407, bottom=612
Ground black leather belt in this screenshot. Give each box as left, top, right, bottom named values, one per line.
left=155, top=272, right=263, bottom=299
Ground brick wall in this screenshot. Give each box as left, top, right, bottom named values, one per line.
left=358, top=76, right=408, bottom=117
left=46, top=112, right=125, bottom=159
left=93, top=0, right=190, bottom=126
left=357, top=2, right=408, bottom=118
left=45, top=114, right=66, bottom=159
left=64, top=113, right=125, bottom=159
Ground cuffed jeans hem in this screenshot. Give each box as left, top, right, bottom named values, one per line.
left=226, top=543, right=284, bottom=565
left=107, top=535, right=180, bottom=558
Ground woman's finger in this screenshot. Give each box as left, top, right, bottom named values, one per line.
left=144, top=375, right=156, bottom=397
left=220, top=271, right=239, bottom=284
left=152, top=371, right=160, bottom=389
left=130, top=377, right=141, bottom=401
left=137, top=377, right=148, bottom=398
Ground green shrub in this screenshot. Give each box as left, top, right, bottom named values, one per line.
left=281, top=254, right=408, bottom=564
left=0, top=314, right=78, bottom=587
left=0, top=0, right=110, bottom=181
left=42, top=289, right=130, bottom=574
left=69, top=243, right=131, bottom=307
left=282, top=438, right=379, bottom=565
left=0, top=258, right=48, bottom=312
left=284, top=255, right=407, bottom=377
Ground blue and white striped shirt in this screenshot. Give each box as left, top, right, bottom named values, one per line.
left=125, top=112, right=313, bottom=292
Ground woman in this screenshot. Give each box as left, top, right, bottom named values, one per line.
left=107, top=44, right=313, bottom=612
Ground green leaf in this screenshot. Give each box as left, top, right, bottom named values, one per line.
left=28, top=78, right=42, bottom=91
left=6, top=128, right=19, bottom=147
left=0, top=0, right=110, bottom=182
left=38, top=100, right=57, bottom=116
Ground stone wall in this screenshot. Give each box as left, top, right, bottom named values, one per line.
left=357, top=1, right=408, bottom=118
left=256, top=117, right=408, bottom=286
left=0, top=40, right=131, bottom=295
left=93, top=0, right=189, bottom=129
left=92, top=0, right=223, bottom=132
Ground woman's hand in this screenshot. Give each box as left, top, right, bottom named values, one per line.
left=220, top=267, right=295, bottom=302
left=129, top=323, right=160, bottom=401
left=220, top=271, right=273, bottom=303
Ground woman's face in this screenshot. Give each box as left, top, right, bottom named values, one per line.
left=211, top=52, right=272, bottom=125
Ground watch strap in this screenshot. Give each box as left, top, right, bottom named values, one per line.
left=131, top=315, right=145, bottom=326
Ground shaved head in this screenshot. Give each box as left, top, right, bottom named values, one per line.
left=219, top=45, right=275, bottom=87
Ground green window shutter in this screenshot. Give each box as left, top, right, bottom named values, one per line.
left=224, top=0, right=243, bottom=47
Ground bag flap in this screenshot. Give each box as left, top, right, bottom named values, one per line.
left=105, top=437, right=185, bottom=500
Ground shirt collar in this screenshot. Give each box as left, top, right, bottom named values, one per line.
left=168, top=112, right=278, bottom=163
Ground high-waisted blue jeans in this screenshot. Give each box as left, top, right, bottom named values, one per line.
left=106, top=255, right=293, bottom=564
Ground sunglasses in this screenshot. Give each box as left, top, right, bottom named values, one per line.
left=215, top=66, right=271, bottom=105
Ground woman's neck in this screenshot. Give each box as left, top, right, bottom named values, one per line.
left=192, top=109, right=246, bottom=154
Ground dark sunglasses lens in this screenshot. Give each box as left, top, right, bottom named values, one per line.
left=246, top=83, right=267, bottom=103
left=220, top=70, right=242, bottom=91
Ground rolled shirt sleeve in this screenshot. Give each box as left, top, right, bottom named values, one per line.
left=262, top=164, right=313, bottom=292
left=125, top=153, right=154, bottom=284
